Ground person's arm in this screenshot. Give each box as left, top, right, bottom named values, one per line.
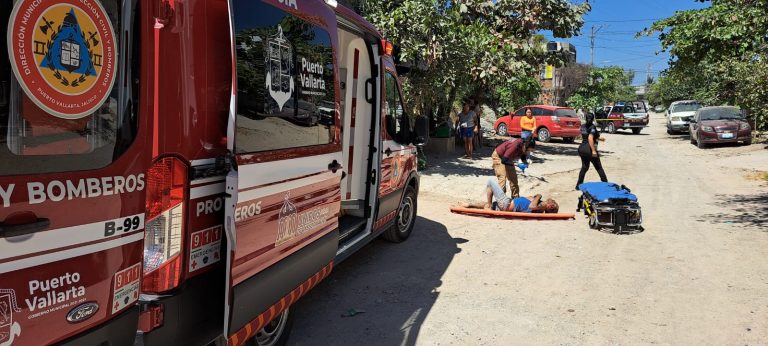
left=588, top=133, right=597, bottom=157
left=527, top=195, right=546, bottom=212
left=532, top=117, right=537, bottom=131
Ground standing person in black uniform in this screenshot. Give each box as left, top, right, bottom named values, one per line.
left=576, top=113, right=608, bottom=189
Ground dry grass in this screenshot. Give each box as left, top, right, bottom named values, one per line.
left=746, top=171, right=768, bottom=182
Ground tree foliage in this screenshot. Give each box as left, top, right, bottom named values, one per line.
left=566, top=66, right=636, bottom=111
left=640, top=0, right=768, bottom=130
left=358, top=0, right=590, bottom=124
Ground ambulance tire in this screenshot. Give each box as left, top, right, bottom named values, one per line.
left=383, top=186, right=417, bottom=243
left=247, top=308, right=294, bottom=346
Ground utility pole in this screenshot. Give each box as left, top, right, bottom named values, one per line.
left=646, top=63, right=652, bottom=85
left=590, top=25, right=603, bottom=67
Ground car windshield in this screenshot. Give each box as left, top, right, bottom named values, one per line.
left=698, top=108, right=743, bottom=121
left=554, top=109, right=577, bottom=117
left=671, top=103, right=702, bottom=113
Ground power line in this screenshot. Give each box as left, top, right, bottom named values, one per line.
left=585, top=18, right=664, bottom=23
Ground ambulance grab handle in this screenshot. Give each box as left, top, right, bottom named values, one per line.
left=0, top=218, right=50, bottom=238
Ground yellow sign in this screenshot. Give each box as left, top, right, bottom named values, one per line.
left=544, top=65, right=554, bottom=79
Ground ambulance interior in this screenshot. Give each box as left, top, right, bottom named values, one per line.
left=336, top=26, right=381, bottom=246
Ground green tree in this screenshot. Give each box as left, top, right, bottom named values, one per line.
left=566, top=66, right=636, bottom=111
left=640, top=0, right=768, bottom=130
left=360, top=0, right=590, bottom=126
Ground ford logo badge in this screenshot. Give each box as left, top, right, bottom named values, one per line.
left=67, top=302, right=99, bottom=323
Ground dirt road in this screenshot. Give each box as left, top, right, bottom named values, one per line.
left=290, top=113, right=768, bottom=345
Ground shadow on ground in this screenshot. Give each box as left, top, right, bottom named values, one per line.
left=697, top=193, right=768, bottom=230
left=289, top=217, right=461, bottom=345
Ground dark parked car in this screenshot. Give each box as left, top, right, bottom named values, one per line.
left=689, top=106, right=752, bottom=148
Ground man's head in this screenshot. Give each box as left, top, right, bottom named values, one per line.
left=543, top=199, right=559, bottom=213
left=522, top=137, right=536, bottom=154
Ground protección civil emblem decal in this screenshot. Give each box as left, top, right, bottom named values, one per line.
left=7, top=0, right=118, bottom=119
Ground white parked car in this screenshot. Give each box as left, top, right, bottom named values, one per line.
left=666, top=100, right=703, bottom=134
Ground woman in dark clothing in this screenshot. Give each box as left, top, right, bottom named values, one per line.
left=576, top=113, right=608, bottom=189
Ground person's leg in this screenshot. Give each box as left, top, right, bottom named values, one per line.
left=591, top=156, right=609, bottom=182
left=506, top=166, right=520, bottom=198
left=492, top=152, right=508, bottom=193
left=576, top=153, right=591, bottom=188
left=469, top=140, right=474, bottom=158
left=485, top=187, right=494, bottom=209
left=486, top=178, right=508, bottom=203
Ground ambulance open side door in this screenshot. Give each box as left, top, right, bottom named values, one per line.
left=222, top=0, right=343, bottom=342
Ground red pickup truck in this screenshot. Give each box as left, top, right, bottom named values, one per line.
left=597, top=102, right=650, bottom=135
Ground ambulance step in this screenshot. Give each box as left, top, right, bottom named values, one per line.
left=341, top=199, right=365, bottom=210
left=338, top=215, right=367, bottom=243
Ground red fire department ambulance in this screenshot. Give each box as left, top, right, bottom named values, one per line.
left=1, top=0, right=424, bottom=345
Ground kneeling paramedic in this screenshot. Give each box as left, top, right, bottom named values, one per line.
left=491, top=137, right=536, bottom=198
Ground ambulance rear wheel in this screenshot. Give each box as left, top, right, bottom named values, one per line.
left=248, top=308, right=293, bottom=346
left=383, top=186, right=417, bottom=243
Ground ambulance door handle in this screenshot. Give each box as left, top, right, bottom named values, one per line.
left=384, top=148, right=392, bottom=157
left=0, top=218, right=50, bottom=238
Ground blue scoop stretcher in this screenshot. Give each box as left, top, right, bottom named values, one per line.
left=577, top=182, right=642, bottom=233
left=578, top=182, right=638, bottom=203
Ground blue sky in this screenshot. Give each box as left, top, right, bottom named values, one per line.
left=545, top=0, right=709, bottom=85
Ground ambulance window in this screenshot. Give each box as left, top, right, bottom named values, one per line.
left=232, top=1, right=335, bottom=154
left=384, top=72, right=409, bottom=144
left=0, top=0, right=140, bottom=176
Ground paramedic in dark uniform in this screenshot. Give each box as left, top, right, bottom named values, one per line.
left=491, top=137, right=536, bottom=198
left=576, top=113, right=608, bottom=189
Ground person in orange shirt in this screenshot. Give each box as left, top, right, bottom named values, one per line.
left=520, top=108, right=536, bottom=139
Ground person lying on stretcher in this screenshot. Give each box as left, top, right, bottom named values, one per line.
left=461, top=179, right=559, bottom=213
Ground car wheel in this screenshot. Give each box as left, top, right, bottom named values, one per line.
left=744, top=138, right=753, bottom=146
left=606, top=122, right=616, bottom=134
left=537, top=127, right=551, bottom=143
left=496, top=123, right=508, bottom=136
left=562, top=137, right=575, bottom=144
left=667, top=127, right=673, bottom=135
left=383, top=186, right=417, bottom=243
left=697, top=139, right=707, bottom=149
left=248, top=308, right=293, bottom=346
left=632, top=128, right=642, bottom=135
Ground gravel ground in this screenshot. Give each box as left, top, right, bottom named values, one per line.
left=289, top=113, right=768, bottom=345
